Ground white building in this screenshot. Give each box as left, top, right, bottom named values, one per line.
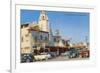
left=21, top=24, right=33, bottom=54
left=21, top=10, right=68, bottom=54
left=21, top=11, right=50, bottom=54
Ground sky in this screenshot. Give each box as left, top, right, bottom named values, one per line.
left=20, top=10, right=89, bottom=43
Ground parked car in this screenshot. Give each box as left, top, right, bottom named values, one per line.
left=41, top=52, right=52, bottom=59
left=34, top=52, right=51, bottom=61
left=68, top=48, right=80, bottom=58
left=21, top=53, right=35, bottom=63
left=61, top=51, right=69, bottom=56
left=48, top=52, right=58, bottom=58
left=80, top=50, right=89, bottom=58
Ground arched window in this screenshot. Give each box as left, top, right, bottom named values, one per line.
left=21, top=37, right=23, bottom=42
left=42, top=16, right=45, bottom=20
left=40, top=35, right=43, bottom=40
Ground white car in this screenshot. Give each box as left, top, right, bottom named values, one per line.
left=61, top=52, right=69, bottom=56
left=41, top=53, right=52, bottom=59
left=34, top=53, right=51, bottom=61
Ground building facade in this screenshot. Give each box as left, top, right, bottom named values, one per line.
left=21, top=24, right=33, bottom=54
left=21, top=10, right=68, bottom=54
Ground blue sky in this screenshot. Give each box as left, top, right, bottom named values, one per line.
left=21, top=10, right=89, bottom=43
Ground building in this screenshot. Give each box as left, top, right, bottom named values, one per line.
left=21, top=10, right=69, bottom=54
left=21, top=24, right=33, bottom=54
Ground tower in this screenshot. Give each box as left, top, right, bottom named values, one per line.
left=38, top=10, right=49, bottom=32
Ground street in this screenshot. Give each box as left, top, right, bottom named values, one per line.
left=47, top=56, right=89, bottom=61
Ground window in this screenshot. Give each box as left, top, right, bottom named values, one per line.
left=26, top=39, right=28, bottom=42
left=21, top=37, right=23, bottom=42
left=34, top=36, right=38, bottom=42
left=54, top=38, right=56, bottom=42
left=45, top=37, right=48, bottom=41
left=40, top=35, right=43, bottom=40
left=25, top=34, right=29, bottom=37
left=25, top=47, right=30, bottom=50
left=42, top=16, right=45, bottom=20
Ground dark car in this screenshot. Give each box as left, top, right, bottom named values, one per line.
left=80, top=50, right=89, bottom=58
left=21, top=53, right=35, bottom=63
left=68, top=48, right=80, bottom=58
left=48, top=52, right=57, bottom=58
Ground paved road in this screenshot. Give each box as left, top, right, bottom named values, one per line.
left=47, top=56, right=89, bottom=61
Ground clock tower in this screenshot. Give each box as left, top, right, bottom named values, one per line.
left=38, top=10, right=49, bottom=32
